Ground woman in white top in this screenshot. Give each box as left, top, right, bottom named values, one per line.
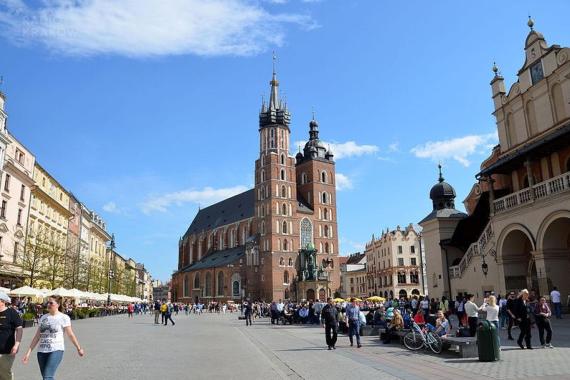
left=480, top=295, right=500, bottom=347
left=22, top=296, right=85, bottom=380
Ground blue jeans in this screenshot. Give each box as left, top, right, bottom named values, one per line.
left=553, top=303, right=562, bottom=319
left=348, top=320, right=361, bottom=346
left=37, top=351, right=64, bottom=380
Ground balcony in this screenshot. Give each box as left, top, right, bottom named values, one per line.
left=493, top=171, right=570, bottom=214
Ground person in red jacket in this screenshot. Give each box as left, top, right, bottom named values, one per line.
left=413, top=308, right=426, bottom=325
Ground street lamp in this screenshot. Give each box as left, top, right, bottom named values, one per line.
left=481, top=256, right=489, bottom=277
left=107, top=234, right=116, bottom=306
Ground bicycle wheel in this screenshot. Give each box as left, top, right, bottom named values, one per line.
left=403, top=331, right=424, bottom=351
left=427, top=332, right=443, bottom=354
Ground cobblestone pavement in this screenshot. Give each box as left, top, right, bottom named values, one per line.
left=12, top=313, right=570, bottom=379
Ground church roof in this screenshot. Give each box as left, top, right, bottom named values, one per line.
left=180, top=245, right=246, bottom=272
left=184, top=189, right=255, bottom=237
left=418, top=208, right=467, bottom=225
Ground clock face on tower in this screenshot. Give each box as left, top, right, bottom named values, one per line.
left=530, top=61, right=544, bottom=85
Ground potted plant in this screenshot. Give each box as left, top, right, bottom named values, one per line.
left=22, top=313, right=35, bottom=328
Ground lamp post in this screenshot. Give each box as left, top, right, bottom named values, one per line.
left=481, top=256, right=489, bottom=277
left=107, top=234, right=115, bottom=306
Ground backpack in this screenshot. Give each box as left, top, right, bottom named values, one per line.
left=160, top=304, right=168, bottom=313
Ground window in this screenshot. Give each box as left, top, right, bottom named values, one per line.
left=398, top=245, right=403, bottom=254
left=321, top=171, right=327, bottom=183
left=183, top=275, right=189, bottom=297
left=17, top=209, right=22, bottom=226
left=322, top=192, right=327, bottom=204
left=324, top=225, right=329, bottom=238
left=280, top=169, right=285, bottom=181
left=324, top=242, right=330, bottom=254
left=410, top=245, right=415, bottom=254
left=279, top=257, right=284, bottom=266
left=288, top=257, right=293, bottom=266
left=261, top=170, right=265, bottom=182
left=282, top=203, right=287, bottom=215
left=397, top=272, right=406, bottom=284
left=0, top=200, right=6, bottom=219
left=323, top=208, right=328, bottom=220
left=410, top=271, right=419, bottom=284
left=280, top=154, right=285, bottom=165
left=411, top=258, right=417, bottom=266
left=398, top=258, right=404, bottom=266
left=283, top=271, right=289, bottom=284
left=20, top=185, right=25, bottom=202
left=530, top=61, right=544, bottom=84
left=13, top=242, right=18, bottom=263
left=301, top=172, right=308, bottom=184
left=283, top=239, right=288, bottom=251
left=15, top=149, right=24, bottom=164
left=300, top=218, right=313, bottom=249
left=3, top=174, right=9, bottom=192
left=281, top=186, right=286, bottom=198
left=282, top=221, right=288, bottom=234
left=217, top=272, right=224, bottom=296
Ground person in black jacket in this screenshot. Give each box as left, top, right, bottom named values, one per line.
left=513, top=289, right=532, bottom=349
left=505, top=292, right=516, bottom=340
left=321, top=298, right=339, bottom=350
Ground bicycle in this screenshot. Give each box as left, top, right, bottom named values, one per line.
left=403, top=321, right=443, bottom=354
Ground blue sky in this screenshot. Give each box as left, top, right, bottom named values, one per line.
left=0, top=1, right=568, bottom=282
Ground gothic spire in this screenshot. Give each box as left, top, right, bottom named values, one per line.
left=269, top=51, right=279, bottom=110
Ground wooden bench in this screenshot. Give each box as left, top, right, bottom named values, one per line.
left=378, top=328, right=409, bottom=340
left=442, top=336, right=478, bottom=358
left=360, top=325, right=381, bottom=336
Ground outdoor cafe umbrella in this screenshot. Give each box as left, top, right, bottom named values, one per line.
left=9, top=286, right=43, bottom=297
left=366, top=296, right=385, bottom=303
left=333, top=298, right=345, bottom=303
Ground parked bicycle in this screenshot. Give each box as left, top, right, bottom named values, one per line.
left=403, top=321, right=443, bottom=353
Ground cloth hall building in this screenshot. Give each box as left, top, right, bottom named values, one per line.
left=420, top=19, right=570, bottom=302
left=171, top=68, right=341, bottom=303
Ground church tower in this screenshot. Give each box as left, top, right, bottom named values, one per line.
left=295, top=116, right=340, bottom=298
left=254, top=60, right=299, bottom=301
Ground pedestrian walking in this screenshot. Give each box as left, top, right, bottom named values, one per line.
left=22, top=296, right=85, bottom=380
left=513, top=289, right=532, bottom=349
left=153, top=300, right=161, bottom=324
left=321, top=298, right=339, bottom=350
left=127, top=303, right=134, bottom=319
left=164, top=303, right=175, bottom=326
left=506, top=292, right=517, bottom=340
left=464, top=294, right=478, bottom=337
left=345, top=298, right=361, bottom=348
left=243, top=301, right=253, bottom=326
left=160, top=301, right=168, bottom=324
left=550, top=287, right=562, bottom=319
left=535, top=296, right=554, bottom=348
left=0, top=292, right=23, bottom=380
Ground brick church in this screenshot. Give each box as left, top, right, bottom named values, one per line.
left=171, top=66, right=341, bottom=303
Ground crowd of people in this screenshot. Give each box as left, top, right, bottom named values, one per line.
left=235, top=286, right=562, bottom=352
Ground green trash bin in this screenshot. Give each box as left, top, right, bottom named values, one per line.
left=477, top=320, right=500, bottom=362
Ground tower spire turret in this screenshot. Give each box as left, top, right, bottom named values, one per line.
left=259, top=52, right=290, bottom=129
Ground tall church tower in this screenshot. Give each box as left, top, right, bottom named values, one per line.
left=295, top=117, right=340, bottom=297
left=254, top=62, right=299, bottom=301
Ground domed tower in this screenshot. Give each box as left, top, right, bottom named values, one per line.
left=419, top=165, right=466, bottom=300
left=295, top=115, right=339, bottom=297
left=430, top=164, right=458, bottom=211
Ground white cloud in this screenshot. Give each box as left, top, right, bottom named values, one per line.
left=388, top=142, right=400, bottom=153
left=294, top=140, right=379, bottom=160
left=0, top=0, right=314, bottom=57
left=335, top=173, right=353, bottom=191
left=102, top=201, right=120, bottom=214
left=141, top=185, right=249, bottom=214
left=410, top=133, right=498, bottom=167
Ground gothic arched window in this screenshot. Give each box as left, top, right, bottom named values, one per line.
left=301, top=172, right=308, bottom=184
left=325, top=242, right=330, bottom=253
left=322, top=192, right=327, bottom=204
left=282, top=221, right=288, bottom=234
left=281, top=186, right=286, bottom=198
left=288, top=257, right=293, bottom=266
left=321, top=171, right=327, bottom=183
left=279, top=257, right=285, bottom=266
left=300, top=218, right=313, bottom=249
left=194, top=273, right=200, bottom=289
left=282, top=203, right=287, bottom=216
left=217, top=272, right=224, bottom=296
left=284, top=271, right=289, bottom=284
left=283, top=239, right=288, bottom=251
left=280, top=154, right=285, bottom=165
left=280, top=169, right=286, bottom=181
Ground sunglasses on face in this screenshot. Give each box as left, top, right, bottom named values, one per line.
left=48, top=301, right=57, bottom=306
